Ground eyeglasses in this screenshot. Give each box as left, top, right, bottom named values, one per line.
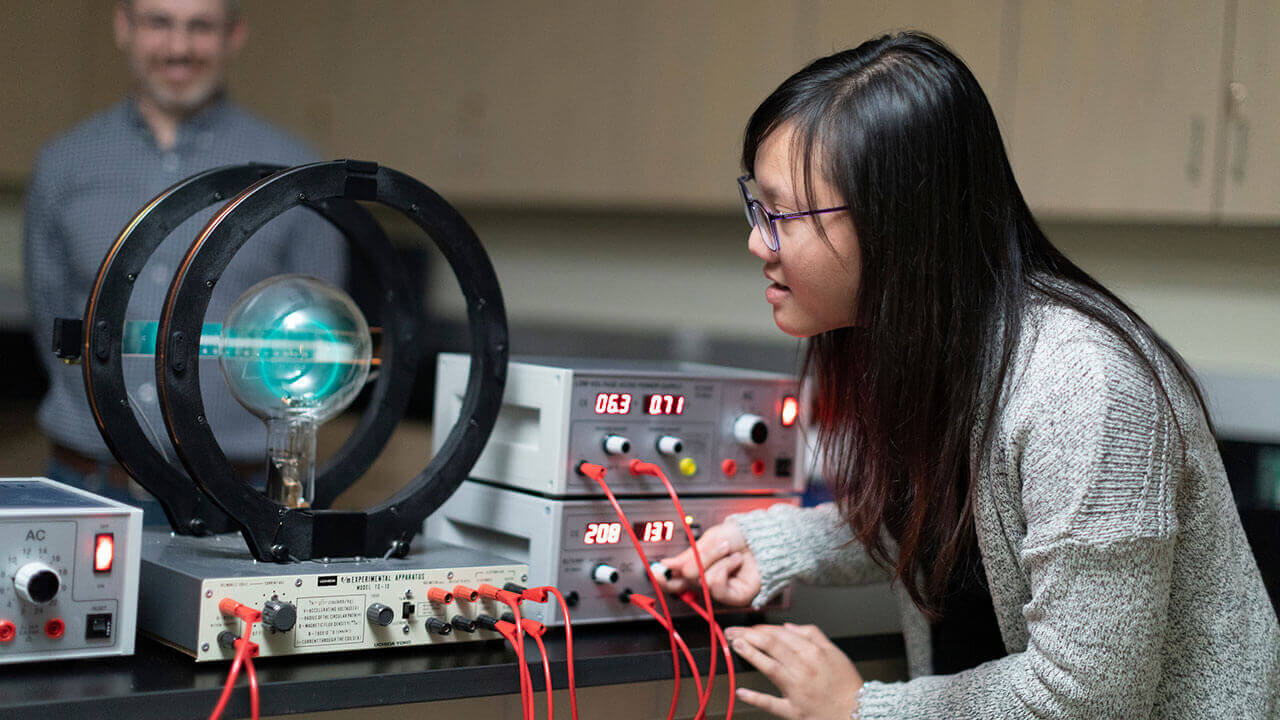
left=737, top=175, right=849, bottom=251
left=130, top=11, right=230, bottom=40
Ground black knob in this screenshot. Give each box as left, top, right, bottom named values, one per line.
left=592, top=564, right=620, bottom=584
left=426, top=617, right=452, bottom=636
left=262, top=600, right=296, bottom=632
left=14, top=563, right=60, bottom=605
left=475, top=614, right=501, bottom=631
left=366, top=602, right=395, bottom=626
left=733, top=414, right=769, bottom=445
left=451, top=615, right=478, bottom=633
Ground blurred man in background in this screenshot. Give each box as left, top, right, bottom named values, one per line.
left=23, top=0, right=346, bottom=522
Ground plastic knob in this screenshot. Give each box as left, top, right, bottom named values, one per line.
left=603, top=435, right=632, bottom=455
left=366, top=602, right=395, bottom=626
left=656, top=436, right=684, bottom=456
left=592, top=564, right=620, bottom=584
left=650, top=562, right=672, bottom=581
left=426, top=617, right=453, bottom=635
left=733, top=414, right=769, bottom=445
left=262, top=600, right=297, bottom=632
left=13, top=562, right=60, bottom=605
left=451, top=615, right=478, bottom=633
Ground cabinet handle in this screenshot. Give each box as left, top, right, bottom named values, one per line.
left=1231, top=120, right=1249, bottom=184
left=1227, top=82, right=1249, bottom=185
left=1186, top=116, right=1205, bottom=183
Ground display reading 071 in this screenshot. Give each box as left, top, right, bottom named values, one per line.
left=583, top=520, right=677, bottom=544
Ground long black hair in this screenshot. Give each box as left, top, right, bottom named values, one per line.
left=743, top=32, right=1210, bottom=618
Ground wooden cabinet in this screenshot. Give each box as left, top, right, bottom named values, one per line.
left=1219, top=0, right=1280, bottom=221
left=1005, top=0, right=1229, bottom=219
left=7, top=2, right=1275, bottom=222
left=1, top=1, right=114, bottom=181
left=231, top=1, right=1010, bottom=210
left=308, top=1, right=800, bottom=209
left=799, top=1, right=1012, bottom=134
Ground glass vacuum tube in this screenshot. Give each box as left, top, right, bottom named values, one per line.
left=219, top=275, right=371, bottom=507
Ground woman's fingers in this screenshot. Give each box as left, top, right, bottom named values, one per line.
left=658, top=523, right=746, bottom=594
left=680, top=532, right=740, bottom=576
left=724, top=553, right=761, bottom=605
left=726, top=628, right=785, bottom=678
left=726, top=623, right=865, bottom=720
left=703, top=551, right=743, bottom=591
left=734, top=687, right=794, bottom=720
left=783, top=622, right=847, bottom=666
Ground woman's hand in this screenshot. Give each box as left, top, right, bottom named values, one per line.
left=657, top=521, right=760, bottom=607
left=725, top=622, right=864, bottom=720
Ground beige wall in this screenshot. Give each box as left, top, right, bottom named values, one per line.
left=421, top=211, right=1280, bottom=378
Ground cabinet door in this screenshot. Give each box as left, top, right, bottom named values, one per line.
left=1219, top=0, right=1280, bottom=221
left=621, top=1, right=804, bottom=208
left=2, top=1, right=104, bottom=181
left=1007, top=1, right=1228, bottom=219
left=312, top=2, right=800, bottom=209
left=227, top=0, right=344, bottom=155
left=800, top=1, right=1012, bottom=132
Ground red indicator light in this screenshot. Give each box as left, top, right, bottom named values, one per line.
left=781, top=396, right=799, bottom=427
left=94, top=534, right=114, bottom=573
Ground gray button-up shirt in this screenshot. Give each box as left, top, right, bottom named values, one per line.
left=23, top=96, right=348, bottom=463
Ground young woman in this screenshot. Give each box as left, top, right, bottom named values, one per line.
left=660, top=32, right=1278, bottom=719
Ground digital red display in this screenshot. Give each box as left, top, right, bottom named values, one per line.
left=644, top=394, right=686, bottom=415
left=636, top=520, right=676, bottom=543
left=582, top=520, right=678, bottom=544
left=583, top=522, right=623, bottom=544
left=594, top=393, right=632, bottom=415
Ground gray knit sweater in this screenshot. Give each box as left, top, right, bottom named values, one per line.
left=731, top=300, right=1280, bottom=718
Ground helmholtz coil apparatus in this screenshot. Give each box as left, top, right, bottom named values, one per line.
left=50, top=160, right=525, bottom=660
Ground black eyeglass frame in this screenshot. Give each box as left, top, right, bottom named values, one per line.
left=737, top=174, right=849, bottom=251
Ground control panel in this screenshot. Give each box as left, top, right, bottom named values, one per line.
left=138, top=532, right=527, bottom=661
left=0, top=478, right=142, bottom=665
left=433, top=355, right=805, bottom=496
left=427, top=480, right=798, bottom=625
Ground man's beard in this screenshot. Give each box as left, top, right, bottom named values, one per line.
left=138, top=58, right=222, bottom=115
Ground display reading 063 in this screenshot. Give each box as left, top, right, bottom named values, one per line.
left=592, top=392, right=687, bottom=416
left=583, top=520, right=677, bottom=544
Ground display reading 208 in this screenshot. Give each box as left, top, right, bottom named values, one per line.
left=583, top=520, right=677, bottom=544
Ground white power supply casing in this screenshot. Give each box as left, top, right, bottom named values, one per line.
left=428, top=480, right=798, bottom=625
left=0, top=477, right=143, bottom=664
left=432, top=355, right=806, bottom=497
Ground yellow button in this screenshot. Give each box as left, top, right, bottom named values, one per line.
left=679, top=458, right=697, bottom=476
